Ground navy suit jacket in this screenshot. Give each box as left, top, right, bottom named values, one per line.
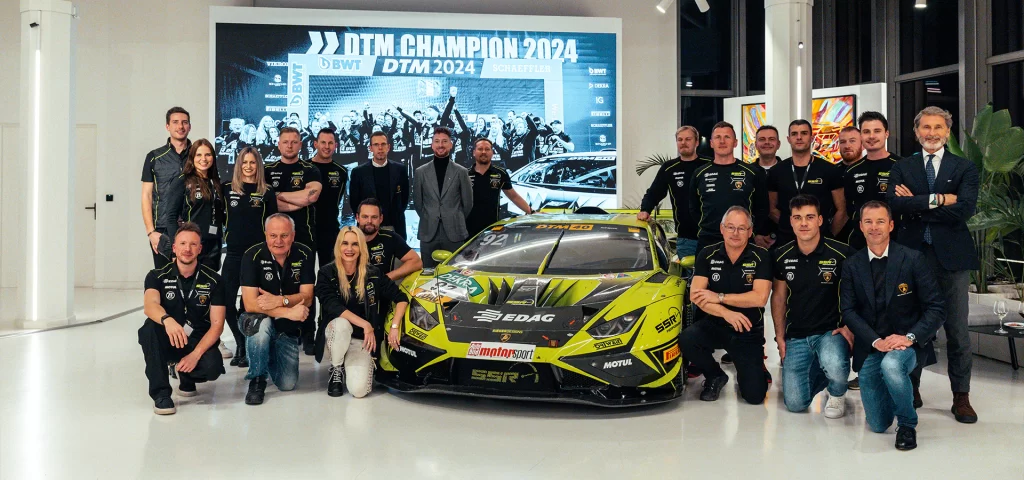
left=840, top=242, right=945, bottom=371
left=886, top=151, right=979, bottom=271
left=349, top=160, right=410, bottom=239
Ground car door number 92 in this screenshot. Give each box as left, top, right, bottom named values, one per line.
left=480, top=233, right=508, bottom=247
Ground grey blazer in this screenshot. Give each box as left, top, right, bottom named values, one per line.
left=413, top=160, right=474, bottom=242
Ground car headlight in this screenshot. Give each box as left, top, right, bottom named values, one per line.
left=409, top=301, right=440, bottom=331
left=587, top=307, right=644, bottom=339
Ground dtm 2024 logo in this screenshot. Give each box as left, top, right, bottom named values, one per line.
left=318, top=56, right=364, bottom=71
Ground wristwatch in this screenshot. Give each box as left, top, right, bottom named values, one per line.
left=282, top=297, right=290, bottom=306
left=159, top=314, right=172, bottom=325
left=906, top=333, right=917, bottom=344
left=390, top=323, right=399, bottom=330
left=718, top=292, right=725, bottom=303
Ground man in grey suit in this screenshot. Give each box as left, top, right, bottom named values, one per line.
left=413, top=126, right=473, bottom=268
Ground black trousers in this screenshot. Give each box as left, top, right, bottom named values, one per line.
left=299, top=234, right=318, bottom=344
left=680, top=319, right=769, bottom=404
left=221, top=251, right=245, bottom=348
left=150, top=228, right=173, bottom=270
left=138, top=320, right=224, bottom=401
left=198, top=235, right=222, bottom=271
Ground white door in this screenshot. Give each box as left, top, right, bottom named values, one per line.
left=74, top=125, right=97, bottom=287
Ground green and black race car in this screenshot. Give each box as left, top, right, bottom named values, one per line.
left=378, top=213, right=692, bottom=407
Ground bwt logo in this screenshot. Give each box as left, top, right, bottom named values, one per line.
left=318, top=56, right=363, bottom=71
left=289, top=63, right=304, bottom=106
left=588, top=67, right=608, bottom=76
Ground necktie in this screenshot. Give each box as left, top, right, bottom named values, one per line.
left=924, top=154, right=936, bottom=244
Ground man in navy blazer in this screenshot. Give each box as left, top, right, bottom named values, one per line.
left=887, top=106, right=979, bottom=423
left=349, top=132, right=411, bottom=240
left=841, top=201, right=944, bottom=450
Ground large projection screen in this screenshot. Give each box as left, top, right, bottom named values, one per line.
left=210, top=7, right=622, bottom=245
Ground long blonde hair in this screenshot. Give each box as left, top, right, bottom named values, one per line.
left=232, top=147, right=269, bottom=195
left=334, top=226, right=369, bottom=302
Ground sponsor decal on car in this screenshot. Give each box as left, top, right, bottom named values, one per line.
left=663, top=344, right=681, bottom=363
left=653, top=308, right=682, bottom=334
left=535, top=224, right=594, bottom=231
left=471, top=309, right=555, bottom=323
left=466, top=341, right=536, bottom=362
left=469, top=367, right=539, bottom=384
left=435, top=272, right=484, bottom=297
left=396, top=346, right=417, bottom=358
left=408, top=328, right=428, bottom=341
left=603, top=359, right=633, bottom=369
left=594, top=338, right=623, bottom=350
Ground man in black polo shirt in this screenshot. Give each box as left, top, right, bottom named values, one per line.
left=680, top=206, right=773, bottom=404
left=688, top=121, right=771, bottom=253
left=357, top=198, right=422, bottom=281
left=768, top=120, right=847, bottom=246
left=266, top=126, right=322, bottom=354
left=638, top=125, right=709, bottom=261
left=753, top=125, right=782, bottom=249
left=311, top=128, right=349, bottom=265
left=466, top=137, right=534, bottom=238
left=771, top=195, right=853, bottom=418
left=844, top=113, right=901, bottom=250
left=141, top=106, right=191, bottom=269
left=139, top=223, right=225, bottom=415
left=240, top=214, right=315, bottom=405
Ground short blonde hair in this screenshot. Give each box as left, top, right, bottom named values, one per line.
left=676, top=125, right=700, bottom=142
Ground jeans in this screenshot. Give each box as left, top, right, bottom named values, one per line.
left=322, top=319, right=376, bottom=398
left=676, top=237, right=698, bottom=279
left=782, top=332, right=851, bottom=412
left=679, top=319, right=768, bottom=404
left=245, top=317, right=301, bottom=391
left=860, top=348, right=918, bottom=432
left=138, top=320, right=224, bottom=400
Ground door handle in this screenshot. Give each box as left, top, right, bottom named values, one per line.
left=85, top=203, right=96, bottom=220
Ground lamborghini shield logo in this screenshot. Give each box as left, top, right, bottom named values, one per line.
left=734, top=181, right=744, bottom=189
left=879, top=183, right=888, bottom=192
left=291, top=177, right=302, bottom=187
left=745, top=273, right=754, bottom=284
left=500, top=333, right=512, bottom=342
left=898, top=283, right=909, bottom=294
left=198, top=295, right=208, bottom=305
left=823, top=271, right=833, bottom=282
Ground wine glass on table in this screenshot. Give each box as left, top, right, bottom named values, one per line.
left=994, top=300, right=1009, bottom=334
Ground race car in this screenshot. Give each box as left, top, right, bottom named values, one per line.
left=501, top=151, right=617, bottom=215
left=377, top=213, right=692, bottom=407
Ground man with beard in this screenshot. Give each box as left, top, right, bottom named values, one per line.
left=888, top=106, right=979, bottom=424
left=311, top=128, right=349, bottom=266
left=356, top=198, right=422, bottom=281
left=768, top=120, right=847, bottom=246
left=265, top=127, right=322, bottom=355
left=141, top=106, right=191, bottom=269
left=639, top=126, right=710, bottom=261
left=542, top=120, right=575, bottom=156
left=506, top=114, right=542, bottom=173
left=465, top=138, right=534, bottom=238
left=349, top=132, right=411, bottom=239
left=413, top=126, right=473, bottom=267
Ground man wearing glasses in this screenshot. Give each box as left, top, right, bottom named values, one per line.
left=680, top=206, right=773, bottom=404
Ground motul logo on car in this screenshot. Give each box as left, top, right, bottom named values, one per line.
left=603, top=359, right=632, bottom=369
left=466, top=341, right=536, bottom=362
left=473, top=309, right=555, bottom=323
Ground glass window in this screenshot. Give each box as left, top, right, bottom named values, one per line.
left=680, top=96, right=725, bottom=158
left=992, top=0, right=1024, bottom=55
left=993, top=62, right=1024, bottom=131
left=834, top=0, right=875, bottom=85
left=897, top=73, right=960, bottom=156
left=679, top=0, right=733, bottom=90
left=746, top=0, right=766, bottom=92
left=898, top=0, right=959, bottom=73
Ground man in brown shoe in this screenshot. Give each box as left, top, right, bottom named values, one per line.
left=888, top=107, right=979, bottom=423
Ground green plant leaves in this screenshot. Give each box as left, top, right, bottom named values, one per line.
left=635, top=154, right=674, bottom=176
left=984, top=126, right=1024, bottom=174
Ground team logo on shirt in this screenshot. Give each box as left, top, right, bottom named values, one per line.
left=818, top=260, right=838, bottom=284
left=292, top=269, right=301, bottom=282
left=291, top=177, right=302, bottom=188
left=857, top=185, right=865, bottom=193
left=366, top=282, right=376, bottom=305
left=742, top=268, right=756, bottom=284
left=372, top=252, right=384, bottom=265
left=230, top=199, right=239, bottom=207
left=733, top=181, right=744, bottom=190
left=677, top=180, right=684, bottom=187
left=878, top=180, right=889, bottom=192
left=786, top=271, right=795, bottom=281
left=195, top=191, right=203, bottom=200
left=711, top=273, right=721, bottom=282
left=198, top=294, right=208, bottom=305
left=251, top=197, right=263, bottom=207
left=822, top=271, right=833, bottom=282
left=165, top=291, right=175, bottom=300
left=898, top=283, right=910, bottom=295
left=265, top=272, right=273, bottom=281
left=490, top=177, right=501, bottom=188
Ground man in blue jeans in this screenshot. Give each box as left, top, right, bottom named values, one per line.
left=771, top=195, right=853, bottom=418
left=240, top=214, right=316, bottom=405
left=840, top=201, right=944, bottom=450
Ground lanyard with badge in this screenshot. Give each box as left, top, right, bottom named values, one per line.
left=791, top=161, right=813, bottom=192
left=176, top=272, right=199, bottom=335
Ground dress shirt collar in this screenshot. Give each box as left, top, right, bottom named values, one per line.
left=867, top=243, right=890, bottom=261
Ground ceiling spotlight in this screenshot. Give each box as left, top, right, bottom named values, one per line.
left=798, top=42, right=805, bottom=49
left=655, top=0, right=674, bottom=14
left=915, top=0, right=927, bottom=9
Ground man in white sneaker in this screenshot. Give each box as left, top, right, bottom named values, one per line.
left=771, top=195, right=853, bottom=418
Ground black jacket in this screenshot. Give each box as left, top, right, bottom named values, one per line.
left=887, top=151, right=979, bottom=271
left=348, top=160, right=411, bottom=239
left=313, top=263, right=409, bottom=363
left=840, top=242, right=945, bottom=371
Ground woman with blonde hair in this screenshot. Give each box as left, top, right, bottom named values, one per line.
left=220, top=147, right=277, bottom=366
left=314, top=226, right=409, bottom=398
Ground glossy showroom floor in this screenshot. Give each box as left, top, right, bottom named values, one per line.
left=1, top=297, right=1023, bottom=479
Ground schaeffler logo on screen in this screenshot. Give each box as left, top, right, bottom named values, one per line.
left=466, top=342, right=536, bottom=362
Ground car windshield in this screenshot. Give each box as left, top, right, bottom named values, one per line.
left=513, top=156, right=615, bottom=187
left=449, top=223, right=653, bottom=275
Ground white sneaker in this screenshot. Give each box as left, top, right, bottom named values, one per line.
left=824, top=394, right=846, bottom=419
left=219, top=343, right=233, bottom=359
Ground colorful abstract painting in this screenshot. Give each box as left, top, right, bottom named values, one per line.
left=810, top=95, right=856, bottom=163
left=741, top=103, right=767, bottom=164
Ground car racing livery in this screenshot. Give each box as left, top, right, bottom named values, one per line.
left=378, top=213, right=689, bottom=407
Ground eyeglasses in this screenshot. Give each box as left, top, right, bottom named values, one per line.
left=722, top=225, right=751, bottom=234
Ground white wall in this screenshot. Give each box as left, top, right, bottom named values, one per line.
left=723, top=83, right=888, bottom=160
left=1, top=0, right=677, bottom=288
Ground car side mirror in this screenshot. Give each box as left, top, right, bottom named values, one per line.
left=432, top=250, right=452, bottom=263
left=668, top=256, right=695, bottom=277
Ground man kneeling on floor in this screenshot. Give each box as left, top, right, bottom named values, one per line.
left=840, top=200, right=944, bottom=450
left=771, top=195, right=853, bottom=417
left=139, top=222, right=226, bottom=415
left=240, top=213, right=315, bottom=405
left=680, top=206, right=773, bottom=404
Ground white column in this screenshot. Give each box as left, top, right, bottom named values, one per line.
left=19, top=0, right=76, bottom=328
left=764, top=0, right=813, bottom=159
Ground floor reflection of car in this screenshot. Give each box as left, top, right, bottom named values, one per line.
left=503, top=151, right=616, bottom=215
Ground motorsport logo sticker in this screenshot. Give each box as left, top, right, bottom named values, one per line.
left=466, top=341, right=536, bottom=362
left=436, top=271, right=484, bottom=296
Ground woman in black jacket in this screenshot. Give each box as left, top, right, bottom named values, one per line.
left=314, top=226, right=409, bottom=398
left=168, top=139, right=224, bottom=270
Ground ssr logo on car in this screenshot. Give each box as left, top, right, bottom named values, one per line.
left=653, top=308, right=682, bottom=334
left=470, top=369, right=539, bottom=384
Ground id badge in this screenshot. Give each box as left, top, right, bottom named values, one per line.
left=183, top=323, right=194, bottom=336
left=208, top=225, right=218, bottom=236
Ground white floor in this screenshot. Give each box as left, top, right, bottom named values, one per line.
left=1, top=294, right=1024, bottom=479
left=0, top=287, right=141, bottom=336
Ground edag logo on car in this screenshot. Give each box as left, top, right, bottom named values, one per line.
left=466, top=341, right=536, bottom=362
left=472, top=309, right=555, bottom=323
